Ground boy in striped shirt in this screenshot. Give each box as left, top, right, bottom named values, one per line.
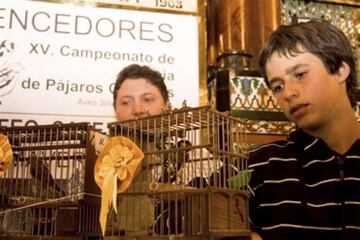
left=248, top=20, right=360, bottom=240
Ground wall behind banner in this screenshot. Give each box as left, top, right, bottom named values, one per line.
left=0, top=0, right=203, bottom=132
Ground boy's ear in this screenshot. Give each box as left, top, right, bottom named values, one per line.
left=337, top=62, right=350, bottom=83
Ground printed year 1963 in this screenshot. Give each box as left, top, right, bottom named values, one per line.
left=155, top=0, right=183, bottom=9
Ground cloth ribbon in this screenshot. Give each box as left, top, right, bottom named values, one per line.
left=0, top=134, right=13, bottom=176
left=94, top=136, right=144, bottom=236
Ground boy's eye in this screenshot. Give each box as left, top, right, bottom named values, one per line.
left=270, top=82, right=284, bottom=94
left=119, top=99, right=132, bottom=106
left=142, top=95, right=154, bottom=103
left=295, top=71, right=307, bottom=79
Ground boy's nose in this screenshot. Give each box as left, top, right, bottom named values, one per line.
left=283, top=84, right=299, bottom=101
left=132, top=102, right=146, bottom=117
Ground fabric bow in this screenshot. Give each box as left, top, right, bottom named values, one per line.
left=0, top=134, right=13, bottom=176
left=94, top=136, right=144, bottom=236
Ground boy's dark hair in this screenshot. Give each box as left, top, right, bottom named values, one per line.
left=113, top=64, right=169, bottom=109
left=258, top=20, right=357, bottom=107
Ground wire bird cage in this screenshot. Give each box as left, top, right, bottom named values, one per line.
left=0, top=122, right=101, bottom=239
left=106, top=105, right=251, bottom=239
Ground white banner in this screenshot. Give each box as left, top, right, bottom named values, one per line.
left=0, top=0, right=199, bottom=132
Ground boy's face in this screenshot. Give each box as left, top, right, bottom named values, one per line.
left=115, top=78, right=168, bottom=121
left=265, top=48, right=349, bottom=132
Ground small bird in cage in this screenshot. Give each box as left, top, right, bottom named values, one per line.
left=28, top=153, right=65, bottom=198
left=161, top=139, right=191, bottom=183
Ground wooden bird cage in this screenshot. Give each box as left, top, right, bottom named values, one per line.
left=0, top=122, right=101, bottom=239
left=106, top=105, right=251, bottom=239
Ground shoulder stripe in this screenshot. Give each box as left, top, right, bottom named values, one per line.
left=249, top=141, right=294, bottom=153
left=345, top=201, right=360, bottom=205
left=305, top=178, right=339, bottom=187
left=269, top=157, right=297, bottom=162
left=249, top=158, right=297, bottom=169
left=253, top=183, right=263, bottom=191
left=262, top=223, right=341, bottom=231
left=305, top=201, right=360, bottom=207
left=347, top=155, right=360, bottom=159
left=303, top=156, right=335, bottom=168
left=253, top=178, right=300, bottom=191
left=264, top=178, right=300, bottom=184
left=248, top=162, right=267, bottom=168
left=345, top=177, right=360, bottom=182
left=304, top=138, right=319, bottom=151
left=259, top=200, right=301, bottom=207
left=304, top=177, right=360, bottom=187
left=346, top=225, right=360, bottom=230
left=306, top=202, right=341, bottom=207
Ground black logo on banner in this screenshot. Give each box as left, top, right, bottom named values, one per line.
left=0, top=39, right=24, bottom=99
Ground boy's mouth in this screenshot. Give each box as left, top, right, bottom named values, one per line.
left=290, top=104, right=308, bottom=115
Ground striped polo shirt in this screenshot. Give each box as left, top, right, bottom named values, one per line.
left=248, top=129, right=360, bottom=240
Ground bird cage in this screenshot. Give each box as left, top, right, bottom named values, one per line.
left=0, top=122, right=101, bottom=239
left=106, top=105, right=251, bottom=239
